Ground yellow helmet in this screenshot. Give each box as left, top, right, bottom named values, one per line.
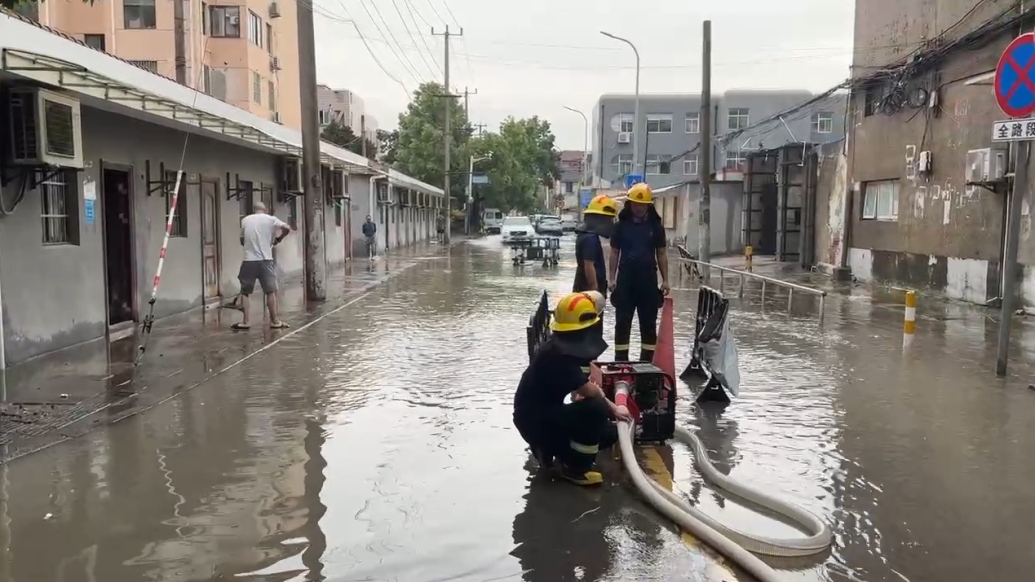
left=584, top=194, right=618, bottom=217
left=627, top=182, right=653, bottom=204
left=551, top=292, right=602, bottom=333
left=582, top=290, right=606, bottom=315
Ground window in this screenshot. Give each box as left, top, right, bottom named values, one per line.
left=209, top=6, right=241, bottom=38
left=128, top=60, right=158, bottom=73
left=288, top=197, right=298, bottom=229
left=124, top=0, right=156, bottom=29
left=646, top=154, right=672, bottom=175
left=564, top=181, right=574, bottom=194
left=252, top=72, right=262, bottom=104
left=862, top=180, right=899, bottom=221
left=334, top=201, right=343, bottom=227
left=685, top=113, right=699, bottom=134
left=248, top=10, right=263, bottom=47
left=646, top=114, right=673, bottom=133
left=269, top=80, right=276, bottom=112
left=201, top=3, right=208, bottom=34
left=612, top=154, right=633, bottom=175
left=238, top=180, right=254, bottom=223
left=83, top=34, right=105, bottom=51
left=613, top=112, right=633, bottom=133
left=725, top=150, right=746, bottom=171
left=683, top=155, right=699, bottom=176
left=863, top=84, right=882, bottom=117
left=267, top=23, right=274, bottom=54
left=814, top=112, right=834, bottom=134
left=163, top=171, right=188, bottom=237
left=39, top=170, right=79, bottom=245
left=319, top=109, right=333, bottom=125
left=727, top=108, right=750, bottom=130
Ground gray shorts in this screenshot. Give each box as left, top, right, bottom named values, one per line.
left=238, top=260, right=277, bottom=295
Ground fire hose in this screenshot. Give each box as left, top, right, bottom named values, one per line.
left=613, top=381, right=832, bottom=582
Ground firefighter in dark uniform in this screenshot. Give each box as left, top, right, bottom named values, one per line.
left=573, top=194, right=618, bottom=353
left=513, top=292, right=633, bottom=486
left=607, top=182, right=670, bottom=362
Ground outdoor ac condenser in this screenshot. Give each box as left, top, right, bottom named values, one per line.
left=7, top=87, right=84, bottom=170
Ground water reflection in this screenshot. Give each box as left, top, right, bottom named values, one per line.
left=687, top=402, right=739, bottom=509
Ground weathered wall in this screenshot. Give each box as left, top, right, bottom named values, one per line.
left=844, top=0, right=1016, bottom=302
left=0, top=105, right=284, bottom=364
left=814, top=151, right=849, bottom=269
left=677, top=182, right=743, bottom=256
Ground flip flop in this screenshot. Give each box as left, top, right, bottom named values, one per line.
left=230, top=323, right=250, bottom=331
left=269, top=322, right=290, bottom=329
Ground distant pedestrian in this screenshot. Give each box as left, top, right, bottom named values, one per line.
left=224, top=201, right=291, bottom=330
left=362, top=214, right=377, bottom=260
left=436, top=212, right=446, bottom=243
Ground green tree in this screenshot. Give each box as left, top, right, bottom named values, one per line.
left=393, top=82, right=470, bottom=202
left=471, top=117, right=561, bottom=213
left=321, top=119, right=377, bottom=160
left=376, top=129, right=399, bottom=164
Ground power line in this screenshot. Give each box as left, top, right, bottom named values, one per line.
left=401, top=0, right=442, bottom=76
left=359, top=0, right=426, bottom=85
left=321, top=0, right=410, bottom=96
left=392, top=0, right=439, bottom=78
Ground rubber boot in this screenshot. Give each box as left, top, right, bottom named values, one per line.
left=639, top=348, right=655, bottom=363
left=533, top=447, right=554, bottom=469
left=557, top=450, right=602, bottom=486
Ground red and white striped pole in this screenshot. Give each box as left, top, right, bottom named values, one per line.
left=150, top=170, right=183, bottom=301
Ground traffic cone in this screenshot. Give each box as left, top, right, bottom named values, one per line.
left=653, top=296, right=676, bottom=381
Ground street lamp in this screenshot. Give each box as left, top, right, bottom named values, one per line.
left=600, top=31, right=641, bottom=177
left=563, top=106, right=590, bottom=186
left=465, top=154, right=492, bottom=234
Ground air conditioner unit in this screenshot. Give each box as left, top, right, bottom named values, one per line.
left=280, top=157, right=302, bottom=192
left=617, top=131, right=631, bottom=144
left=269, top=1, right=281, bottom=17
left=270, top=56, right=281, bottom=71
left=966, top=147, right=1007, bottom=183
left=7, top=87, right=84, bottom=169
left=271, top=111, right=282, bottom=123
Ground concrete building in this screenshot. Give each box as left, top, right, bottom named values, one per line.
left=317, top=85, right=379, bottom=143
left=825, top=0, right=1025, bottom=305
left=0, top=10, right=444, bottom=367
left=590, top=91, right=847, bottom=190
left=18, top=0, right=302, bottom=129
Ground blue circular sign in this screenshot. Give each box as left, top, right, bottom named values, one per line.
left=995, top=33, right=1035, bottom=118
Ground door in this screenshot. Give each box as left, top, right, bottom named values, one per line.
left=344, top=201, right=353, bottom=260
left=200, top=178, right=221, bottom=300
left=101, top=168, right=135, bottom=327
left=760, top=182, right=778, bottom=255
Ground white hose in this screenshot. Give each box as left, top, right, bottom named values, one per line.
left=617, top=421, right=783, bottom=582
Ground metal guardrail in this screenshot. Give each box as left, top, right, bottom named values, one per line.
left=674, top=245, right=826, bottom=324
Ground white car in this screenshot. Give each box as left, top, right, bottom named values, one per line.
left=537, top=216, right=563, bottom=235
left=501, top=216, right=534, bottom=245
left=483, top=208, right=504, bottom=234
left=560, top=214, right=578, bottom=232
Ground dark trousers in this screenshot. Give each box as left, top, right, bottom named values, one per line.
left=611, top=274, right=661, bottom=362
left=514, top=398, right=618, bottom=472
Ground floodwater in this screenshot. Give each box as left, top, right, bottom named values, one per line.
left=2, top=237, right=1035, bottom=582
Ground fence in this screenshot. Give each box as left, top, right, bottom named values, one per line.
left=674, top=245, right=826, bottom=324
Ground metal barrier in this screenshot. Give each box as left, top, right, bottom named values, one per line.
left=675, top=245, right=826, bottom=324
left=526, top=290, right=552, bottom=360
left=681, top=285, right=732, bottom=402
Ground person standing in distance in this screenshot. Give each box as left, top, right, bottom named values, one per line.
left=608, top=183, right=670, bottom=362
left=229, top=201, right=291, bottom=331
left=573, top=194, right=618, bottom=350
left=362, top=215, right=377, bottom=260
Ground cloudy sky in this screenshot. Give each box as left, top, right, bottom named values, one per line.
left=313, top=0, right=856, bottom=150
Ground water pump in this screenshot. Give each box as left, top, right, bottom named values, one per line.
left=590, top=361, right=676, bottom=442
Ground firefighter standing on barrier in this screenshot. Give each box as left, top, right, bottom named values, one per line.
left=573, top=194, right=618, bottom=345
left=608, top=182, right=670, bottom=362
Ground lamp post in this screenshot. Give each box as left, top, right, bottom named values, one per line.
left=600, top=31, right=641, bottom=177
left=465, top=154, right=491, bottom=234
left=563, top=106, right=590, bottom=186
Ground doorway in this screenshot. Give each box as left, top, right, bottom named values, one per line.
left=200, top=178, right=221, bottom=302
left=101, top=167, right=135, bottom=330
left=759, top=181, right=778, bottom=255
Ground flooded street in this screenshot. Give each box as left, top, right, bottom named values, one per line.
left=2, top=237, right=1035, bottom=582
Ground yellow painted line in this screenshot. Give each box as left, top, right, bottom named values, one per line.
left=639, top=445, right=741, bottom=582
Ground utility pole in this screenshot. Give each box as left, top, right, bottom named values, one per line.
left=360, top=114, right=368, bottom=158
left=996, top=141, right=1029, bottom=376
left=298, top=0, right=326, bottom=300
left=432, top=26, right=463, bottom=245
left=173, top=0, right=186, bottom=84
left=463, top=87, right=477, bottom=235
left=698, top=20, right=712, bottom=270
left=472, top=123, right=487, bottom=136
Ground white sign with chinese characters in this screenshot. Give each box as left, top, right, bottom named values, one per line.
left=992, top=119, right=1035, bottom=141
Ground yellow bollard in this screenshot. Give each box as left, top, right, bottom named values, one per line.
left=745, top=245, right=753, bottom=271
left=903, top=290, right=916, bottom=346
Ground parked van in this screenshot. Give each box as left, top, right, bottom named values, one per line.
left=483, top=208, right=504, bottom=234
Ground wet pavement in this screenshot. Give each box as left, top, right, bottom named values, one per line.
left=2, top=237, right=1035, bottom=582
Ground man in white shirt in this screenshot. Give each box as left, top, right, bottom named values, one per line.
left=228, top=201, right=291, bottom=330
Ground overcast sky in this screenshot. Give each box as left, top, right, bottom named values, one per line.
left=313, top=0, right=856, bottom=151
